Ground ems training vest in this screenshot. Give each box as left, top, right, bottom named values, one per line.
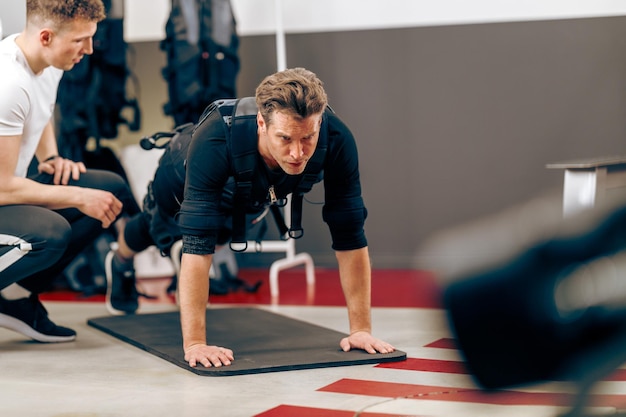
left=149, top=97, right=329, bottom=251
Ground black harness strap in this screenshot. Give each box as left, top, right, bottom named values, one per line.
left=285, top=111, right=328, bottom=238
left=225, top=97, right=258, bottom=251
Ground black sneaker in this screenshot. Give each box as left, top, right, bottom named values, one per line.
left=105, top=250, right=139, bottom=315
left=0, top=294, right=76, bottom=343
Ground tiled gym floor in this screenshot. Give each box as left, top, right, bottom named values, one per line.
left=1, top=268, right=625, bottom=417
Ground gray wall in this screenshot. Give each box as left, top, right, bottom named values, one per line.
left=124, top=15, right=626, bottom=268
left=0, top=1, right=25, bottom=38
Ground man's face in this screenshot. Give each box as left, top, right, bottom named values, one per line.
left=44, top=19, right=97, bottom=71
left=258, top=110, right=322, bottom=176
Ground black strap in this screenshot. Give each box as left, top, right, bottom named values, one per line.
left=139, top=122, right=193, bottom=150
left=285, top=110, right=329, bottom=238
left=270, top=204, right=289, bottom=239
left=227, top=97, right=258, bottom=251
left=288, top=193, right=305, bottom=239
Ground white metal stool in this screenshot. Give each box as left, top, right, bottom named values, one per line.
left=547, top=155, right=626, bottom=217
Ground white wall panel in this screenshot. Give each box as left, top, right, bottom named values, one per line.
left=235, top=0, right=626, bottom=35
left=2, top=0, right=624, bottom=42
left=124, top=0, right=626, bottom=42
left=124, top=0, right=171, bottom=42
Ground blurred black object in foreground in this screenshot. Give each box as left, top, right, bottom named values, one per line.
left=436, top=196, right=626, bottom=416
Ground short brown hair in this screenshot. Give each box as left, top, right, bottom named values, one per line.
left=27, top=0, right=106, bottom=28
left=255, top=67, right=328, bottom=125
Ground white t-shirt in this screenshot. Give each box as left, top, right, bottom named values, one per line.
left=0, top=34, right=63, bottom=178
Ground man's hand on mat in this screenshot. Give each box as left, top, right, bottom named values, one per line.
left=340, top=331, right=396, bottom=354
left=184, top=344, right=234, bottom=368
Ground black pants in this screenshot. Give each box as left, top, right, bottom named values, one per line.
left=0, top=169, right=135, bottom=293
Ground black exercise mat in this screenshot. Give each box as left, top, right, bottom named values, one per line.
left=87, top=307, right=406, bottom=376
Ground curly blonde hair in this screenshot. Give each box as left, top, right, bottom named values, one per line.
left=27, top=0, right=106, bottom=28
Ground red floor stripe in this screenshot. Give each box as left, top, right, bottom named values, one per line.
left=318, top=379, right=626, bottom=408
left=375, top=356, right=626, bottom=385
left=424, top=338, right=457, bottom=349
left=375, top=357, right=626, bottom=382
left=411, top=338, right=626, bottom=383
left=376, top=357, right=468, bottom=374
left=254, top=405, right=424, bottom=417
left=604, top=368, right=626, bottom=382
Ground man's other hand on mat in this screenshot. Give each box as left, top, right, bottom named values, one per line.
left=184, top=344, right=234, bottom=367
left=340, top=331, right=396, bottom=354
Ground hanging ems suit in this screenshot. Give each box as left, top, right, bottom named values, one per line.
left=56, top=0, right=141, bottom=162
left=161, top=0, right=240, bottom=126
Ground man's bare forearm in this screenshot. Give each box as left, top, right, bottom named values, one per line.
left=336, top=247, right=372, bottom=334
left=179, top=252, right=213, bottom=351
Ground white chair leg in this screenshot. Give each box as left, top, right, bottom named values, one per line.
left=269, top=252, right=315, bottom=298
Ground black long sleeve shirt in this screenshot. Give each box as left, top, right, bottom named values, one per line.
left=173, top=105, right=368, bottom=254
